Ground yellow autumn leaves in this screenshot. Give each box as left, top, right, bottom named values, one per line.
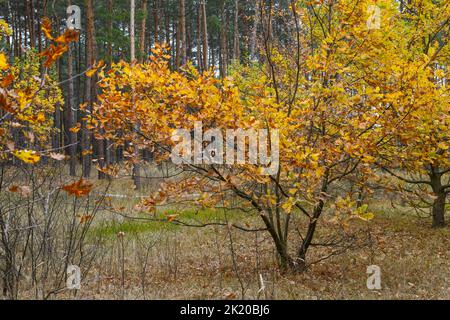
left=1, top=19, right=68, bottom=166
left=86, top=60, right=105, bottom=77
left=10, top=148, right=68, bottom=164
left=0, top=53, right=8, bottom=70
left=0, top=21, right=11, bottom=66
left=12, top=150, right=41, bottom=164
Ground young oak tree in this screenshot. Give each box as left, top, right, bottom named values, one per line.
left=90, top=0, right=410, bottom=273
left=373, top=0, right=449, bottom=228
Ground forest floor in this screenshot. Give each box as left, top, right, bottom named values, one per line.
left=5, top=170, right=448, bottom=300
left=56, top=179, right=450, bottom=300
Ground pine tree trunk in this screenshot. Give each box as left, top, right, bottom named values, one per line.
left=67, top=43, right=77, bottom=176
left=186, top=6, right=193, bottom=60
left=165, top=7, right=170, bottom=47
left=250, top=0, right=260, bottom=60
left=105, top=0, right=114, bottom=167
left=67, top=0, right=77, bottom=176
left=175, top=9, right=181, bottom=68
left=179, top=0, right=187, bottom=65
left=219, top=0, right=227, bottom=77
left=197, top=4, right=203, bottom=70
left=82, top=0, right=96, bottom=178
left=153, top=0, right=159, bottom=45
left=130, top=0, right=142, bottom=190
left=233, top=0, right=240, bottom=62
left=130, top=0, right=136, bottom=66
left=107, top=0, right=113, bottom=63
left=201, top=0, right=208, bottom=70
left=139, top=0, right=147, bottom=62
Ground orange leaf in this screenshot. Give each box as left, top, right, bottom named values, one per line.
left=39, top=44, right=68, bottom=67
left=1, top=73, right=14, bottom=87
left=86, top=60, right=105, bottom=77
left=9, top=185, right=32, bottom=197
left=0, top=91, right=15, bottom=113
left=55, top=29, right=79, bottom=44
left=82, top=149, right=93, bottom=156
left=36, top=112, right=46, bottom=122
left=167, top=214, right=178, bottom=222
left=62, top=179, right=93, bottom=197
left=41, top=17, right=54, bottom=40
left=69, top=123, right=81, bottom=133
left=79, top=214, right=93, bottom=224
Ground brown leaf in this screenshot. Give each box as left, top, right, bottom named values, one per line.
left=50, top=152, right=67, bottom=161
left=9, top=185, right=31, bottom=197
left=6, top=140, right=14, bottom=151
left=62, top=179, right=93, bottom=197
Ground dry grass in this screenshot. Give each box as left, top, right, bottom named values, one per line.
left=9, top=173, right=448, bottom=300
left=63, top=198, right=449, bottom=300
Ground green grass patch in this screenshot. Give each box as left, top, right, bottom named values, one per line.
left=89, top=208, right=251, bottom=239
left=89, top=219, right=176, bottom=239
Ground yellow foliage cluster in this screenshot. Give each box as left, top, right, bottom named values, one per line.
left=92, top=0, right=448, bottom=230
left=0, top=18, right=69, bottom=164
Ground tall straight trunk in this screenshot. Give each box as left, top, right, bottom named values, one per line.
left=107, top=0, right=113, bottom=63
left=36, top=1, right=42, bottom=54
left=211, top=41, right=215, bottom=69
left=139, top=0, right=151, bottom=162
left=66, top=45, right=77, bottom=176
left=64, top=0, right=77, bottom=176
left=196, top=4, right=203, bottom=70
left=219, top=0, right=227, bottom=77
left=139, top=0, right=148, bottom=62
left=175, top=13, right=181, bottom=68
left=201, top=0, right=208, bottom=70
left=130, top=0, right=142, bottom=190
left=153, top=0, right=159, bottom=45
left=76, top=38, right=82, bottom=109
left=26, top=0, right=35, bottom=48
left=105, top=0, right=114, bottom=166
left=179, top=0, right=187, bottom=65
left=30, top=0, right=35, bottom=47
left=4, top=1, right=10, bottom=56
left=226, top=7, right=230, bottom=64
left=130, top=0, right=136, bottom=62
left=52, top=16, right=61, bottom=151
left=10, top=1, right=17, bottom=58
left=67, top=42, right=77, bottom=176
left=232, top=0, right=240, bottom=61
left=82, top=0, right=96, bottom=178
left=17, top=0, right=22, bottom=60
left=165, top=7, right=170, bottom=47
left=53, top=73, right=61, bottom=151
left=23, top=1, right=28, bottom=49
left=186, top=6, right=193, bottom=61
left=172, top=20, right=177, bottom=67
left=249, top=0, right=260, bottom=60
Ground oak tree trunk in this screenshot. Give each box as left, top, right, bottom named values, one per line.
left=430, top=172, right=446, bottom=228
